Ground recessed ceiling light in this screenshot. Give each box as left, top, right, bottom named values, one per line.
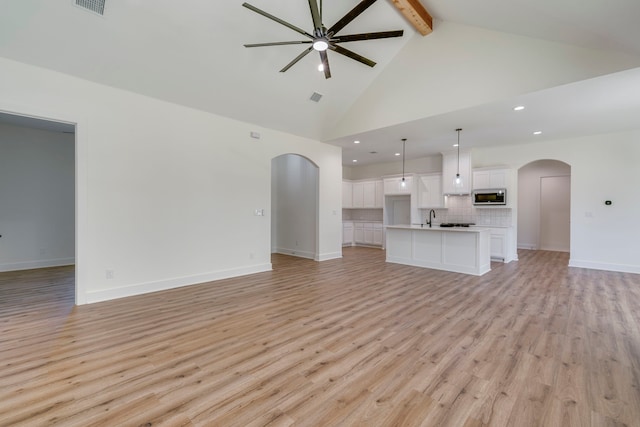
left=514, top=106, right=525, bottom=111
left=533, top=131, right=542, bottom=135
left=318, top=64, right=324, bottom=72
left=453, top=144, right=459, bottom=147
left=352, top=159, right=358, bottom=163
left=395, top=152, right=400, bottom=156
left=354, top=140, right=360, bottom=144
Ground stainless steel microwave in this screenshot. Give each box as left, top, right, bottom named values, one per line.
left=472, top=189, right=507, bottom=205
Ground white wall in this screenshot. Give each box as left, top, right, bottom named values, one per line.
left=518, top=160, right=571, bottom=250
left=330, top=21, right=640, bottom=139
left=344, top=155, right=442, bottom=180
left=0, top=57, right=343, bottom=304
left=271, top=154, right=318, bottom=259
left=0, top=123, right=75, bottom=271
left=474, top=130, right=640, bottom=274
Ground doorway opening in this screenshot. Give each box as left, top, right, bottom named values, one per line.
left=271, top=154, right=319, bottom=260
left=0, top=111, right=77, bottom=300
left=517, top=159, right=571, bottom=252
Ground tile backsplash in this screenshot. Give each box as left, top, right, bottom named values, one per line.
left=343, top=209, right=383, bottom=222
left=343, top=197, right=511, bottom=226
left=420, top=195, right=512, bottom=226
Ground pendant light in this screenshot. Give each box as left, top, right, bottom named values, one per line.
left=455, top=128, right=463, bottom=189
left=400, top=138, right=407, bottom=187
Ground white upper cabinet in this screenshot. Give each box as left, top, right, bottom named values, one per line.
left=442, top=150, right=471, bottom=195
left=473, top=168, right=510, bottom=190
left=342, top=181, right=353, bottom=208
left=362, top=181, right=376, bottom=208
left=352, top=182, right=365, bottom=208
left=384, top=176, right=413, bottom=195
left=418, top=174, right=444, bottom=208
left=344, top=179, right=384, bottom=209
left=374, top=180, right=384, bottom=208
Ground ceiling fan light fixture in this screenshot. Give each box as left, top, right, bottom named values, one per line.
left=313, top=39, right=329, bottom=51
left=242, top=1, right=403, bottom=78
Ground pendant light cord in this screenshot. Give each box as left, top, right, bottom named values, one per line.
left=456, top=129, right=462, bottom=176
left=401, top=138, right=407, bottom=180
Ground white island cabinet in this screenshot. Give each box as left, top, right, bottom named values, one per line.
left=385, top=225, right=491, bottom=276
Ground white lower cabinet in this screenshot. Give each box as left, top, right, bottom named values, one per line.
left=342, top=222, right=353, bottom=246
left=486, top=227, right=511, bottom=261
left=354, top=223, right=365, bottom=244
left=373, top=223, right=383, bottom=246
left=350, top=222, right=383, bottom=247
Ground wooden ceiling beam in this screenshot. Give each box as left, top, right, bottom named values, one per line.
left=388, top=0, right=433, bottom=36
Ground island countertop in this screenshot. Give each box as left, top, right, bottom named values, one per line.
left=385, top=224, right=490, bottom=233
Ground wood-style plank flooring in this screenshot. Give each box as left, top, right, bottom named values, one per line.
left=1, top=248, right=639, bottom=426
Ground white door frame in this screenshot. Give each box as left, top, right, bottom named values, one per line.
left=0, top=102, right=88, bottom=305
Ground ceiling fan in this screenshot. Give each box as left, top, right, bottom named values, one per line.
left=242, top=0, right=404, bottom=79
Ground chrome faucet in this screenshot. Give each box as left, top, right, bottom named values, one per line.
left=427, top=209, right=436, bottom=228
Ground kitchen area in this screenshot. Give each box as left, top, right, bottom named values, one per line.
left=343, top=149, right=517, bottom=275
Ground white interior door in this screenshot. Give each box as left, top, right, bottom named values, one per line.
left=540, top=175, right=570, bottom=252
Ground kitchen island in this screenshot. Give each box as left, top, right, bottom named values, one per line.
left=385, top=225, right=491, bottom=276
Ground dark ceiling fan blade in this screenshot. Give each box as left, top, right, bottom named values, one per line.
left=243, top=2, right=314, bottom=39
left=320, top=50, right=331, bottom=79
left=308, top=0, right=322, bottom=35
left=244, top=41, right=312, bottom=48
left=327, top=0, right=377, bottom=35
left=280, top=47, right=314, bottom=72
left=331, top=30, right=403, bottom=43
left=331, top=44, right=376, bottom=67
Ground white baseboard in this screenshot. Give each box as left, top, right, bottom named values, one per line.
left=315, top=251, right=342, bottom=261
left=273, top=247, right=316, bottom=260
left=85, top=263, right=272, bottom=304
left=568, top=259, right=640, bottom=275
left=0, top=257, right=75, bottom=272
left=272, top=248, right=342, bottom=262
left=517, top=243, right=537, bottom=250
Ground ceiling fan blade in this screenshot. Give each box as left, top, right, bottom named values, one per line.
left=331, top=45, right=376, bottom=67
left=280, top=47, right=314, bottom=73
left=243, top=2, right=314, bottom=39
left=320, top=50, right=331, bottom=79
left=308, top=0, right=322, bottom=35
left=244, top=41, right=312, bottom=48
left=331, top=30, right=403, bottom=43
left=328, top=0, right=377, bottom=35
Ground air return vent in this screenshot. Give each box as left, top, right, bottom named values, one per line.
left=309, top=92, right=323, bottom=103
left=75, top=0, right=105, bottom=16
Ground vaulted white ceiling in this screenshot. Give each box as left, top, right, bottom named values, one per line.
left=1, top=0, right=640, bottom=165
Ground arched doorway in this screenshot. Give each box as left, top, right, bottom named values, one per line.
left=271, top=154, right=319, bottom=260
left=518, top=159, right=571, bottom=252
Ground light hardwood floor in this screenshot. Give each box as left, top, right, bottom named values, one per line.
left=1, top=248, right=639, bottom=426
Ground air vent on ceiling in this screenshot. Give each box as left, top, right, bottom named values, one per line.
left=309, top=92, right=323, bottom=103
left=75, top=0, right=105, bottom=16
